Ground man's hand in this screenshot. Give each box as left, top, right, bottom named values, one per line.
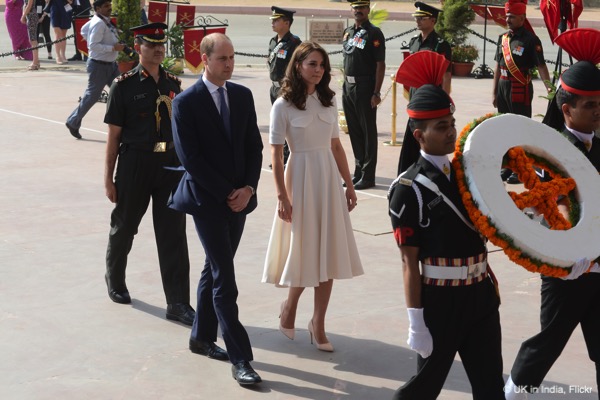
left=113, top=43, right=125, bottom=52
left=561, top=257, right=591, bottom=280
left=407, top=308, right=433, bottom=358
left=105, top=181, right=117, bottom=203
left=227, top=187, right=252, bottom=212
left=371, top=94, right=381, bottom=108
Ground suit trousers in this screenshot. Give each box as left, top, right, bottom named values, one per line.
left=105, top=148, right=190, bottom=304
left=393, top=278, right=504, bottom=400
left=342, top=80, right=378, bottom=183
left=511, top=274, right=600, bottom=391
left=191, top=212, right=254, bottom=365
left=67, top=59, right=118, bottom=130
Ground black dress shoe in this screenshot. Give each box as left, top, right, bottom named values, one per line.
left=343, top=176, right=362, bottom=187
left=104, top=275, right=131, bottom=304
left=66, top=122, right=82, bottom=139
left=68, top=54, right=82, bottom=61
left=232, top=361, right=262, bottom=385
left=189, top=339, right=229, bottom=360
left=354, top=179, right=375, bottom=190
left=166, top=303, right=195, bottom=326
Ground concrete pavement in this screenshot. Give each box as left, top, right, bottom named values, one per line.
left=1, top=3, right=599, bottom=400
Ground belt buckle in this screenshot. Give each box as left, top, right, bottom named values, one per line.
left=346, top=76, right=356, bottom=84
left=500, top=70, right=508, bottom=77
left=153, top=142, right=167, bottom=152
left=467, top=264, right=480, bottom=279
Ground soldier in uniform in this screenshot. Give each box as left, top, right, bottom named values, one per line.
left=342, top=0, right=386, bottom=190
left=268, top=6, right=301, bottom=104
left=493, top=0, right=551, bottom=182
left=103, top=22, right=194, bottom=326
left=505, top=30, right=600, bottom=399
left=388, top=54, right=504, bottom=399
left=397, top=1, right=451, bottom=175
left=268, top=6, right=301, bottom=165
left=408, top=2, right=451, bottom=92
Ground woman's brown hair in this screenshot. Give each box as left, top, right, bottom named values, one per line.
left=279, top=41, right=335, bottom=110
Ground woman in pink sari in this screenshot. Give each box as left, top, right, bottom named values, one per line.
left=5, top=0, right=33, bottom=60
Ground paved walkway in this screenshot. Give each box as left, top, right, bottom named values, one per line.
left=1, top=3, right=599, bottom=400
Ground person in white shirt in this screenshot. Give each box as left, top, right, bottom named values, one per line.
left=65, top=0, right=124, bottom=139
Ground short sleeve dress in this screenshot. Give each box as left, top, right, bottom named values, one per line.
left=262, top=93, right=364, bottom=287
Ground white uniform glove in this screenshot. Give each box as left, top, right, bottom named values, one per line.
left=590, top=262, right=600, bottom=273
left=504, top=375, right=528, bottom=400
left=561, top=258, right=591, bottom=280
left=407, top=308, right=433, bottom=359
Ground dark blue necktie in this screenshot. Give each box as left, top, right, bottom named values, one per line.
left=217, top=86, right=231, bottom=141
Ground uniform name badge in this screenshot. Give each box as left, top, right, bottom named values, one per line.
left=277, top=49, right=287, bottom=59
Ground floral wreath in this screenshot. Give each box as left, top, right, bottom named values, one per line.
left=451, top=113, right=582, bottom=278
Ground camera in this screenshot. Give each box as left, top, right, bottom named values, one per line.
left=121, top=43, right=135, bottom=58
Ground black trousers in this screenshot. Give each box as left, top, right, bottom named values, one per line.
left=393, top=278, right=504, bottom=400
left=511, top=274, right=600, bottom=392
left=190, top=212, right=253, bottom=365
left=342, top=80, right=378, bottom=183
left=105, top=147, right=190, bottom=304
left=37, top=16, right=52, bottom=53
left=496, top=79, right=533, bottom=118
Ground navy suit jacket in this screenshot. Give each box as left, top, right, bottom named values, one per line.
left=169, top=77, right=263, bottom=217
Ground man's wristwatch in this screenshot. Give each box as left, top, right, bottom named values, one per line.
left=373, top=92, right=381, bottom=98
left=246, top=185, right=256, bottom=195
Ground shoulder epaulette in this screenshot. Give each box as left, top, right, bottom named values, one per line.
left=398, top=164, right=420, bottom=186
left=115, top=69, right=136, bottom=83
left=166, top=71, right=182, bottom=85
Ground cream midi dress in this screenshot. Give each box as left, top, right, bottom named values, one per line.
left=262, top=93, right=364, bottom=287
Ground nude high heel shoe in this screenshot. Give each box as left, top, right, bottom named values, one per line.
left=279, top=301, right=295, bottom=340
left=308, top=320, right=334, bottom=352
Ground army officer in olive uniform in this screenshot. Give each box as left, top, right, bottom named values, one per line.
left=268, top=6, right=301, bottom=104
left=268, top=6, right=301, bottom=165
left=103, top=23, right=194, bottom=326
left=342, top=0, right=386, bottom=190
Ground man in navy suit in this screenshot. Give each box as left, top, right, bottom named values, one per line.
left=170, top=33, right=263, bottom=386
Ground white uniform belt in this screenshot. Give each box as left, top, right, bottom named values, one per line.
left=422, top=261, right=487, bottom=280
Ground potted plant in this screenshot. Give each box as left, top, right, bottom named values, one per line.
left=113, top=0, right=141, bottom=72
left=437, top=0, right=477, bottom=76
left=164, top=23, right=185, bottom=74
left=451, top=44, right=479, bottom=76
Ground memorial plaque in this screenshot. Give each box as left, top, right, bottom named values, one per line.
left=309, top=20, right=345, bottom=44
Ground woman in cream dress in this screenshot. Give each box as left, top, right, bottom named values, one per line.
left=262, top=42, right=363, bottom=352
